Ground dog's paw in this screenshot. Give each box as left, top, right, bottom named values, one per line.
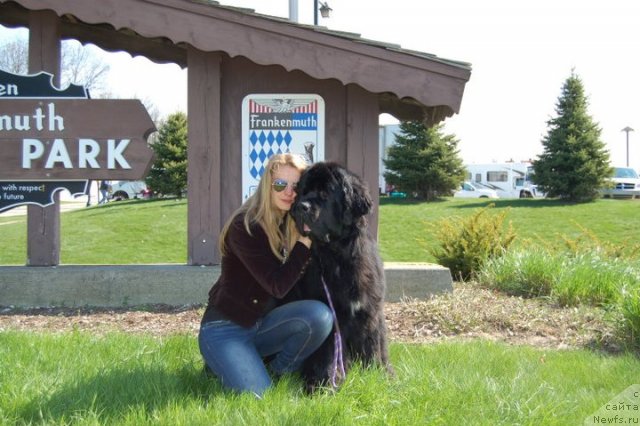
left=304, top=376, right=333, bottom=394
left=385, top=363, right=396, bottom=378
left=304, top=381, right=318, bottom=395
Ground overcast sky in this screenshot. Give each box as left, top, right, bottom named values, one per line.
left=2, top=0, right=639, bottom=169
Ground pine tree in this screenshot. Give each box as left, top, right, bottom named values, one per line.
left=383, top=121, right=466, bottom=200
left=533, top=72, right=612, bottom=201
left=146, top=112, right=188, bottom=198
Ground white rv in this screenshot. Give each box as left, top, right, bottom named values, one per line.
left=465, top=162, right=540, bottom=198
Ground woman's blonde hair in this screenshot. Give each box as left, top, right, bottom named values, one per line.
left=219, top=153, right=308, bottom=262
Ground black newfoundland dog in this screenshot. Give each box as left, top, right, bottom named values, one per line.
left=284, top=161, right=392, bottom=392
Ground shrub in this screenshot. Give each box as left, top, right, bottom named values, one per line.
left=429, top=204, right=516, bottom=281
left=478, top=244, right=640, bottom=351
left=619, top=286, right=640, bottom=351
left=478, top=248, right=560, bottom=298
left=480, top=247, right=638, bottom=306
left=552, top=252, right=636, bottom=307
left=560, top=223, right=640, bottom=260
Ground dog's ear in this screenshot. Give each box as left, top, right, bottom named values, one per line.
left=343, top=170, right=372, bottom=219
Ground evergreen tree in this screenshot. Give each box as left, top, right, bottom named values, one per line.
left=533, top=72, right=612, bottom=201
left=384, top=121, right=466, bottom=200
left=146, top=112, right=188, bottom=198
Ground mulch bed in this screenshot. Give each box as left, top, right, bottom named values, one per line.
left=0, top=283, right=622, bottom=352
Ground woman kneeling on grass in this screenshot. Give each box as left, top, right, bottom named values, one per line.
left=198, top=153, right=333, bottom=397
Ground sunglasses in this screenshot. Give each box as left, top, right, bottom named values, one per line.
left=272, top=178, right=298, bottom=192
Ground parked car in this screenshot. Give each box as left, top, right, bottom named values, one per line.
left=453, top=182, right=499, bottom=199
left=601, top=167, right=640, bottom=199
left=108, top=180, right=151, bottom=201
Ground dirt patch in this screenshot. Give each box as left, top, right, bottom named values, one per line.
left=385, top=283, right=620, bottom=351
left=0, top=283, right=621, bottom=351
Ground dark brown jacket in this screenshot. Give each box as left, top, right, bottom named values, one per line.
left=204, top=213, right=311, bottom=328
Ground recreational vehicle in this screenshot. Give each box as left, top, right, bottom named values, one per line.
left=465, top=163, right=539, bottom=198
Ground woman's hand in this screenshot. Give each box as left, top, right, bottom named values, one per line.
left=298, top=236, right=312, bottom=249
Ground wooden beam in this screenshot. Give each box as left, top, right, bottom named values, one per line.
left=346, top=84, right=380, bottom=240
left=0, top=1, right=186, bottom=66
left=26, top=10, right=61, bottom=266
left=187, top=48, right=222, bottom=265
left=61, top=22, right=187, bottom=67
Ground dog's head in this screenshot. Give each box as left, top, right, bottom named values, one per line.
left=291, top=162, right=372, bottom=243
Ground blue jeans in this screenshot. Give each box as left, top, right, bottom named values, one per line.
left=198, top=300, right=333, bottom=396
left=99, top=189, right=108, bottom=204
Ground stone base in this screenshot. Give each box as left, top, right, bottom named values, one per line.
left=0, top=263, right=452, bottom=308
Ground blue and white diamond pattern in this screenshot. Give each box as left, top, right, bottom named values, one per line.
left=248, top=130, right=293, bottom=179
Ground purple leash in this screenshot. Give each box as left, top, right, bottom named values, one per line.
left=321, top=275, right=345, bottom=388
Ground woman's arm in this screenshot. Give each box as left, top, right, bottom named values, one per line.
left=226, top=220, right=311, bottom=298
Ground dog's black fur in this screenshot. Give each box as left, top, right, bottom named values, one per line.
left=284, top=161, right=392, bottom=392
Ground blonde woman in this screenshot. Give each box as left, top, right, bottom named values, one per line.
left=199, top=153, right=333, bottom=396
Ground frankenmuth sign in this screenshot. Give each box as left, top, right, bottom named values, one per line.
left=241, top=94, right=325, bottom=200
left=0, top=69, right=155, bottom=212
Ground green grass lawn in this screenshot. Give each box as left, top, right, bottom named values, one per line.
left=379, top=197, right=639, bottom=262
left=0, top=199, right=189, bottom=265
left=1, top=197, right=638, bottom=265
left=2, top=197, right=639, bottom=425
left=1, top=331, right=638, bottom=425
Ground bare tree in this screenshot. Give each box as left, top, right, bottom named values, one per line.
left=61, top=41, right=110, bottom=95
left=0, top=35, right=110, bottom=96
left=1, top=29, right=163, bottom=125
left=0, top=38, right=28, bottom=74
left=136, top=96, right=161, bottom=124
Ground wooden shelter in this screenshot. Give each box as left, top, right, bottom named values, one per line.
left=0, top=0, right=471, bottom=265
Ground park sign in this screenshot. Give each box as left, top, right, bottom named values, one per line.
left=0, top=69, right=155, bottom=180
left=0, top=99, right=156, bottom=179
left=0, top=69, right=155, bottom=212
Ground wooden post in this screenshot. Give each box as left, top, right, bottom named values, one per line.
left=345, top=84, right=380, bottom=240
left=26, top=10, right=61, bottom=266
left=187, top=48, right=222, bottom=265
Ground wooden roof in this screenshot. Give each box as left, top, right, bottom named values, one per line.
left=0, top=0, right=471, bottom=123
